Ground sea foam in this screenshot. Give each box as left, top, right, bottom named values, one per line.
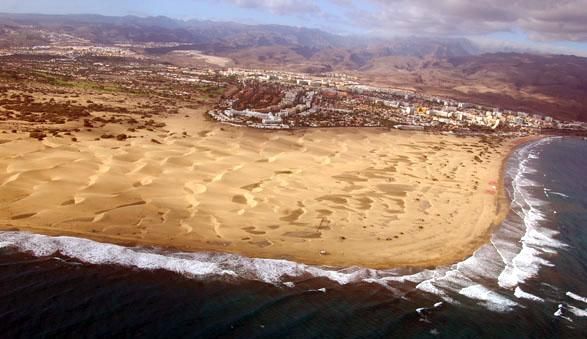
left=567, top=291, right=587, bottom=304
left=459, top=285, right=519, bottom=313
left=496, top=138, right=564, bottom=291
left=0, top=231, right=386, bottom=286
left=0, top=138, right=564, bottom=314
left=0, top=241, right=14, bottom=248
left=514, top=286, right=544, bottom=302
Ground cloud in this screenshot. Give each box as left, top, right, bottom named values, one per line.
left=519, top=1, right=587, bottom=41
left=223, top=0, right=587, bottom=42
left=347, top=0, right=587, bottom=42
left=471, top=35, right=587, bottom=57
left=2, top=0, right=587, bottom=44
left=329, top=0, right=355, bottom=7
left=223, top=0, right=320, bottom=15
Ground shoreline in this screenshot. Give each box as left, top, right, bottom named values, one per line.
left=475, top=134, right=547, bottom=261
left=0, top=115, right=542, bottom=269
left=2, top=134, right=586, bottom=337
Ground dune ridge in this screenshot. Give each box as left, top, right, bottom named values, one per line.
left=0, top=112, right=514, bottom=268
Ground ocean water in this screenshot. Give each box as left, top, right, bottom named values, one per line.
left=1, top=137, right=586, bottom=338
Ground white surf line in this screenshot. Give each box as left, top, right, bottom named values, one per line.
left=567, top=291, right=587, bottom=304
left=544, top=188, right=570, bottom=199
left=549, top=191, right=570, bottom=198
left=496, top=141, right=563, bottom=291
left=490, top=238, right=509, bottom=270
left=307, top=288, right=327, bottom=293
left=0, top=138, right=565, bottom=310
left=0, top=231, right=238, bottom=277
left=412, top=144, right=535, bottom=308
left=514, top=286, right=544, bottom=302
left=0, top=228, right=545, bottom=315
left=459, top=284, right=519, bottom=313
left=0, top=231, right=381, bottom=286
left=0, top=241, right=14, bottom=248
left=416, top=301, right=444, bottom=317
left=378, top=139, right=553, bottom=306
left=361, top=277, right=404, bottom=294
left=567, top=305, right=587, bottom=317
left=555, top=304, right=573, bottom=322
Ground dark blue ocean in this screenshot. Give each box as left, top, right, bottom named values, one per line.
left=1, top=137, right=586, bottom=338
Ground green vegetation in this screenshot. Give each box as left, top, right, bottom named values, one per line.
left=198, top=84, right=225, bottom=98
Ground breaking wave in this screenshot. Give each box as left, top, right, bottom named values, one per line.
left=0, top=137, right=567, bottom=314
left=567, top=291, right=587, bottom=305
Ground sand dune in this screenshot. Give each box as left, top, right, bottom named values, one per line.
left=0, top=112, right=514, bottom=268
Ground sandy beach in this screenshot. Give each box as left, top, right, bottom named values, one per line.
left=0, top=110, right=516, bottom=268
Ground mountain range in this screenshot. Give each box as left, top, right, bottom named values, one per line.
left=1, top=13, right=586, bottom=121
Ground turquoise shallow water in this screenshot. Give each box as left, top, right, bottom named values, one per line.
left=1, top=137, right=586, bottom=338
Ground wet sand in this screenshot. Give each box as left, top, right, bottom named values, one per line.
left=0, top=111, right=516, bottom=268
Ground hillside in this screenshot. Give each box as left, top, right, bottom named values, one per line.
left=358, top=53, right=587, bottom=121
left=1, top=13, right=586, bottom=121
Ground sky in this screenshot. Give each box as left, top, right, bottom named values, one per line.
left=2, top=0, right=587, bottom=56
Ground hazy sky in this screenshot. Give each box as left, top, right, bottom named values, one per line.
left=2, top=0, right=587, bottom=55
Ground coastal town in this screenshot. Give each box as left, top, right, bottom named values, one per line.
left=209, top=68, right=587, bottom=135
left=1, top=41, right=586, bottom=138
left=4, top=6, right=587, bottom=338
